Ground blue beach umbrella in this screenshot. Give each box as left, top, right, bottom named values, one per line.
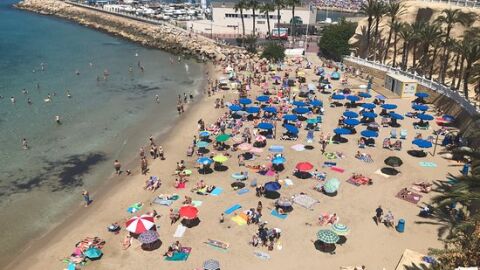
left=258, top=122, right=274, bottom=130
left=389, top=112, right=404, bottom=120
left=346, top=95, right=360, bottom=102
left=344, top=118, right=360, bottom=126
left=272, top=156, right=286, bottom=165
left=269, top=145, right=284, bottom=153
left=417, top=114, right=434, bottom=121
left=361, top=103, right=376, bottom=109
left=293, top=101, right=307, bottom=107
left=256, top=95, right=269, bottom=102
left=263, top=106, right=277, bottom=113
left=239, top=98, right=252, bottom=105
left=358, top=92, right=371, bottom=98
left=412, top=139, right=433, bottom=148
left=285, top=124, right=299, bottom=134
left=264, top=181, right=281, bottom=192
left=361, top=130, right=378, bottom=138
left=196, top=141, right=209, bottom=148
left=294, top=107, right=310, bottom=114
left=229, top=105, right=242, bottom=111
left=245, top=106, right=260, bottom=114
left=334, top=128, right=352, bottom=135
left=331, top=72, right=341, bottom=80
left=197, top=157, right=213, bottom=165
left=199, top=131, right=210, bottom=137
left=310, top=100, right=323, bottom=107
left=415, top=92, right=429, bottom=98
left=412, top=104, right=429, bottom=111
left=332, top=94, right=345, bottom=100
left=84, top=247, right=103, bottom=259
left=283, top=114, right=298, bottom=121
left=363, top=112, right=377, bottom=118
left=343, top=111, right=359, bottom=118
left=381, top=104, right=397, bottom=110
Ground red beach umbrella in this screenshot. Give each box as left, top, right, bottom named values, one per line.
left=179, top=205, right=199, bottom=220
left=125, top=214, right=155, bottom=234
left=296, top=162, right=314, bottom=171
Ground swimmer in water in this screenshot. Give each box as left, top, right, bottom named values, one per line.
left=75, top=70, right=80, bottom=76
left=22, top=138, right=29, bottom=150
left=89, top=62, right=93, bottom=67
left=66, top=90, right=72, bottom=98
left=41, top=62, right=45, bottom=71
left=55, top=115, right=61, bottom=124
left=27, top=98, right=32, bottom=105
left=22, top=89, right=28, bottom=95
left=155, top=94, right=160, bottom=103
left=170, top=57, right=174, bottom=64
left=135, top=52, right=139, bottom=57
left=10, top=96, right=15, bottom=104
left=36, top=83, right=40, bottom=89
left=129, top=66, right=133, bottom=73
left=140, top=66, right=144, bottom=72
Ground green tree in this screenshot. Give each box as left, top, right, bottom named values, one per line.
left=286, top=0, right=301, bottom=41
left=260, top=1, right=275, bottom=37
left=399, top=23, right=413, bottom=70
left=318, top=19, right=357, bottom=61
left=419, top=22, right=443, bottom=74
left=247, top=0, right=260, bottom=36
left=383, top=0, right=405, bottom=64
left=390, top=21, right=402, bottom=67
left=371, top=0, right=386, bottom=61
left=261, top=42, right=285, bottom=61
left=410, top=21, right=426, bottom=70
left=273, top=0, right=285, bottom=38
left=459, top=37, right=480, bottom=100
left=360, top=0, right=377, bottom=59
left=234, top=0, right=248, bottom=37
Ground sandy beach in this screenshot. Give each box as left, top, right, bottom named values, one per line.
left=6, top=48, right=464, bottom=270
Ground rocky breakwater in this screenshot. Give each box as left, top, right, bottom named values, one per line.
left=15, top=0, right=247, bottom=61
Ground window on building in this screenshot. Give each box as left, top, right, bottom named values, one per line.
left=257, top=20, right=265, bottom=24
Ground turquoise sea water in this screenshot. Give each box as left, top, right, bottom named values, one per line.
left=0, top=0, right=204, bottom=266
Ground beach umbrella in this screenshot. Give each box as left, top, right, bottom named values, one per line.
left=384, top=156, right=403, bottom=167
left=361, top=130, right=378, bottom=138
left=276, top=197, right=293, bottom=207
left=316, top=229, right=340, bottom=244
left=296, top=162, right=314, bottom=171
left=291, top=144, right=306, bottom=151
left=138, top=230, right=159, bottom=244
left=334, top=128, right=351, bottom=135
left=344, top=118, right=360, bottom=126
left=343, top=111, right=359, bottom=118
left=284, top=124, right=299, bottom=134
left=245, top=106, right=260, bottom=114
left=258, top=122, right=274, bottom=130
left=272, top=156, right=286, bottom=165
left=213, top=154, right=228, bottom=163
left=358, top=92, right=371, bottom=98
left=272, top=75, right=281, bottom=81
left=389, top=112, right=404, bottom=120
left=324, top=178, right=340, bottom=193
left=199, top=131, right=210, bottom=137
left=323, top=84, right=333, bottom=89
left=126, top=214, right=155, bottom=234
left=361, top=103, right=376, bottom=109
left=263, top=106, right=277, bottom=113
left=196, top=141, right=209, bottom=148
left=283, top=114, right=298, bottom=121
left=412, top=104, right=429, bottom=111
left=197, top=157, right=213, bottom=165
left=310, top=99, right=323, bottom=107
left=293, top=107, right=310, bottom=114
left=67, top=263, right=76, bottom=270
left=381, top=104, right=397, bottom=110
left=238, top=143, right=252, bottom=151
left=216, top=134, right=231, bottom=142
left=239, top=98, right=252, bottom=105
left=269, top=145, right=284, bottom=153
left=84, top=247, right=103, bottom=259
left=229, top=105, right=242, bottom=111
left=362, top=112, right=377, bottom=118
left=293, top=101, right=307, bottom=107
left=412, top=139, right=433, bottom=148
left=442, top=114, right=455, bottom=122
left=331, top=224, right=350, bottom=236
left=331, top=72, right=340, bottom=80
left=179, top=205, right=198, bottom=220
left=346, top=95, right=360, bottom=102
left=417, top=114, right=434, bottom=121
left=256, top=95, right=269, bottom=102
left=415, top=92, right=429, bottom=98
left=332, top=94, right=345, bottom=100
left=182, top=169, right=192, bottom=175
left=255, top=135, right=266, bottom=142
left=203, top=259, right=220, bottom=270
left=265, top=181, right=282, bottom=192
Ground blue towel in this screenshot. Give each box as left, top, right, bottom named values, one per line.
left=237, top=188, right=250, bottom=195
left=224, top=204, right=242, bottom=215
left=271, top=209, right=288, bottom=219
left=210, top=187, right=223, bottom=196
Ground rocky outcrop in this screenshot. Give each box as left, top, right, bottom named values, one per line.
left=15, top=0, right=247, bottom=61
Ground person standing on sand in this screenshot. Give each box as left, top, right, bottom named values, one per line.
left=114, top=160, right=121, bottom=175
left=82, top=190, right=91, bottom=207
left=375, top=205, right=383, bottom=225
left=158, top=146, right=165, bottom=160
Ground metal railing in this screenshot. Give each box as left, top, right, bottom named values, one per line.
left=344, top=56, right=479, bottom=116
left=420, top=0, right=480, bottom=8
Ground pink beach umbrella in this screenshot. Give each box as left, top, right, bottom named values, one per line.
left=126, top=214, right=155, bottom=234
left=255, top=135, right=267, bottom=142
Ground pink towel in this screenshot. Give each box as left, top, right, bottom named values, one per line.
left=176, top=182, right=186, bottom=189
left=265, top=170, right=276, bottom=176
left=330, top=166, right=345, bottom=173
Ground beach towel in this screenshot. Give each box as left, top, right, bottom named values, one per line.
left=396, top=190, right=422, bottom=204
left=173, top=225, right=187, bottom=238
left=192, top=200, right=203, bottom=207
left=237, top=188, right=250, bottom=195
left=127, top=203, right=143, bottom=213
left=224, top=204, right=242, bottom=215
left=374, top=169, right=391, bottom=178
left=152, top=198, right=173, bottom=206
left=419, top=162, right=437, bottom=168
left=293, top=194, right=319, bottom=209
left=164, top=247, right=192, bottom=261
left=284, top=179, right=294, bottom=186
left=176, top=182, right=186, bottom=189
left=323, top=161, right=336, bottom=167
left=271, top=209, right=288, bottom=219
left=231, top=215, right=247, bottom=226
left=324, top=152, right=337, bottom=159
left=204, top=239, right=229, bottom=250
left=254, top=251, right=271, bottom=260
left=210, top=187, right=223, bottom=196
left=331, top=166, right=345, bottom=173
left=358, top=155, right=373, bottom=163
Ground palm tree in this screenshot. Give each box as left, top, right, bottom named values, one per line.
left=429, top=38, right=443, bottom=79
left=450, top=39, right=462, bottom=89
left=410, top=21, right=425, bottom=70
left=260, top=1, right=275, bottom=37
left=234, top=0, right=248, bottom=37
left=273, top=0, right=285, bottom=38
left=391, top=21, right=402, bottom=67
left=435, top=9, right=477, bottom=83
left=399, top=23, right=413, bottom=70
left=371, top=0, right=386, bottom=61
left=419, top=22, right=443, bottom=75
left=459, top=37, right=480, bottom=100
left=383, top=1, right=405, bottom=64
left=286, top=0, right=301, bottom=42
left=359, top=0, right=376, bottom=59
left=247, top=0, right=260, bottom=36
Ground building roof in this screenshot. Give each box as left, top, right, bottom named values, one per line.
left=386, top=72, right=417, bottom=83
left=211, top=2, right=312, bottom=10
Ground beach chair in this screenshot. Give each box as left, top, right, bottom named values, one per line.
left=381, top=117, right=390, bottom=127
left=394, top=140, right=402, bottom=151
left=400, top=129, right=407, bottom=139
left=383, top=138, right=391, bottom=149
left=390, top=128, right=397, bottom=139
left=306, top=131, right=314, bottom=143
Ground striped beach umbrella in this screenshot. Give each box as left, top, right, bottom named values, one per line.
left=316, top=229, right=339, bottom=244
left=203, top=259, right=220, bottom=270
left=126, top=215, right=155, bottom=234
left=331, top=223, right=350, bottom=236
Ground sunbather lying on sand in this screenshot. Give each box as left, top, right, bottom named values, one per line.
left=412, top=182, right=432, bottom=193
left=122, top=235, right=132, bottom=250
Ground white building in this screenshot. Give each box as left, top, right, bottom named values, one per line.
left=186, top=2, right=317, bottom=36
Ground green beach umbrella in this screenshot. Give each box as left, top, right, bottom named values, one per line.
left=216, top=134, right=231, bottom=142
left=316, top=229, right=339, bottom=244
left=331, top=223, right=350, bottom=236
left=213, top=154, right=228, bottom=163
left=323, top=178, right=340, bottom=194
left=306, top=118, right=319, bottom=124
left=182, top=169, right=192, bottom=175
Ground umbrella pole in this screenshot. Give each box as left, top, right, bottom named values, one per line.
left=433, top=130, right=440, bottom=156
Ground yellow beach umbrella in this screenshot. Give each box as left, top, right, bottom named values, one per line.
left=213, top=155, right=228, bottom=163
